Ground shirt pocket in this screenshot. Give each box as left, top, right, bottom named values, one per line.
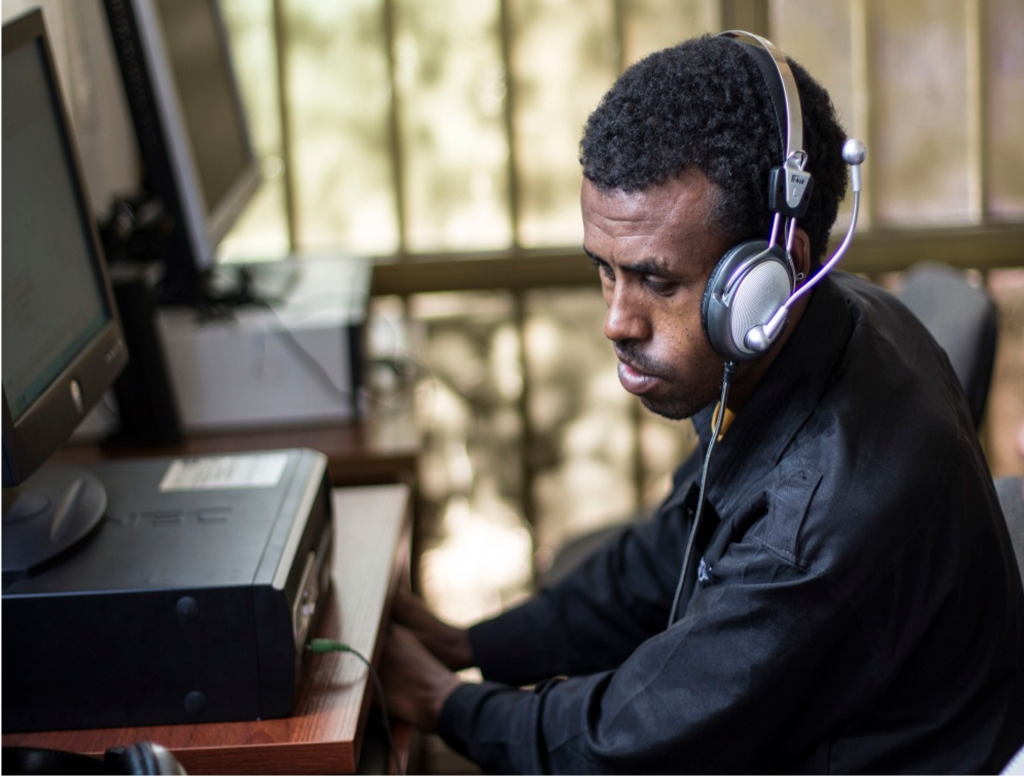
left=756, top=467, right=823, bottom=570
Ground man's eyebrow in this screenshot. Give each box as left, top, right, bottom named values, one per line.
left=583, top=247, right=667, bottom=276
left=621, top=258, right=665, bottom=276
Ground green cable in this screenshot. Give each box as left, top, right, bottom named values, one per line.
left=306, top=639, right=402, bottom=775
left=307, top=638, right=353, bottom=654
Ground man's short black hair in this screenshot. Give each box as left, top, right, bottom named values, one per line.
left=579, top=34, right=848, bottom=265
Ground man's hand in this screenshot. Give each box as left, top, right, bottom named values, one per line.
left=390, top=589, right=474, bottom=671
left=380, top=623, right=462, bottom=732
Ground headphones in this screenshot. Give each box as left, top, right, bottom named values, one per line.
left=700, top=31, right=866, bottom=364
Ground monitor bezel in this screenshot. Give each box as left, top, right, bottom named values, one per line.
left=2, top=9, right=129, bottom=488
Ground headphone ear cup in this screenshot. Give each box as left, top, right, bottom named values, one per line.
left=700, top=242, right=751, bottom=341
left=701, top=240, right=794, bottom=362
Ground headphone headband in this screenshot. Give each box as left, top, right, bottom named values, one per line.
left=719, top=30, right=804, bottom=169
left=719, top=30, right=811, bottom=218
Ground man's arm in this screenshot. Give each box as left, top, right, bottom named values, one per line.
left=378, top=507, right=693, bottom=733
left=386, top=453, right=702, bottom=690
left=436, top=545, right=870, bottom=774
left=466, top=465, right=701, bottom=685
left=379, top=457, right=703, bottom=740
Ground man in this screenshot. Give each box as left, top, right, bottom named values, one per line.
left=380, top=34, right=1024, bottom=773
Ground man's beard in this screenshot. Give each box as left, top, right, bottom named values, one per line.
left=638, top=391, right=716, bottom=421
left=615, top=342, right=721, bottom=421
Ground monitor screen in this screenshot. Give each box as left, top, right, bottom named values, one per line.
left=103, top=0, right=261, bottom=303
left=3, top=44, right=111, bottom=422
left=155, top=0, right=252, bottom=229
left=2, top=9, right=129, bottom=580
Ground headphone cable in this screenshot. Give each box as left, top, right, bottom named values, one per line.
left=667, top=360, right=737, bottom=628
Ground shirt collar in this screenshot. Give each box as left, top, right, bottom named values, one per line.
left=697, top=273, right=855, bottom=510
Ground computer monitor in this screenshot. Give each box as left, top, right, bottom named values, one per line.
left=103, top=0, right=262, bottom=303
left=2, top=9, right=130, bottom=581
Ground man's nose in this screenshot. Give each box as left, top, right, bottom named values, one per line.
left=604, top=287, right=649, bottom=343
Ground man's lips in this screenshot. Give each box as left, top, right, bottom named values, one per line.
left=617, top=358, right=661, bottom=395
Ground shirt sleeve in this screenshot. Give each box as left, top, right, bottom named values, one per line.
left=467, top=455, right=703, bottom=686
left=439, top=536, right=874, bottom=774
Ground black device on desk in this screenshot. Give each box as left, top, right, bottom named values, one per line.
left=3, top=448, right=334, bottom=733
left=2, top=9, right=333, bottom=734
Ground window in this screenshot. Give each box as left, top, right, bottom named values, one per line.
left=220, top=0, right=722, bottom=260
left=219, top=1, right=1024, bottom=620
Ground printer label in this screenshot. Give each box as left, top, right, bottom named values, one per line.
left=159, top=453, right=289, bottom=491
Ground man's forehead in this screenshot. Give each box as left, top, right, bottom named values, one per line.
left=583, top=174, right=716, bottom=236
left=581, top=172, right=728, bottom=273
left=584, top=168, right=716, bottom=211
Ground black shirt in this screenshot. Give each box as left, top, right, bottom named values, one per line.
left=437, top=273, right=1024, bottom=774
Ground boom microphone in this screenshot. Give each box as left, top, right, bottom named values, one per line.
left=744, top=138, right=867, bottom=353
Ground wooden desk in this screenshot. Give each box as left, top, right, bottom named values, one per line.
left=3, top=485, right=412, bottom=774
left=57, top=410, right=420, bottom=488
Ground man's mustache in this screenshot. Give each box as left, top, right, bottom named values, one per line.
left=614, top=342, right=667, bottom=378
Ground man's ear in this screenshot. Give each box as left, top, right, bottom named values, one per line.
left=790, top=228, right=812, bottom=287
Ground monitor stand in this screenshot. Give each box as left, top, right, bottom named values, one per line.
left=2, top=465, right=107, bottom=583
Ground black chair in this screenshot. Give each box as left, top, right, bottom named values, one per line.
left=892, top=262, right=998, bottom=428
left=996, top=476, right=1024, bottom=586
